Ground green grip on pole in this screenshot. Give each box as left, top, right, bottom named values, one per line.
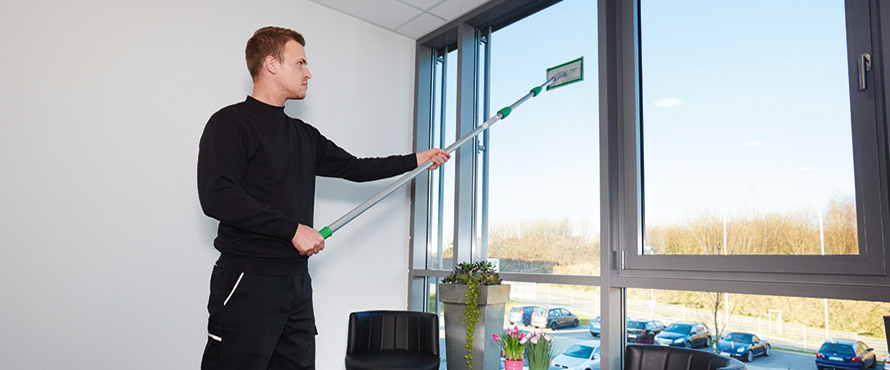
left=530, top=86, right=542, bottom=97
left=498, top=106, right=512, bottom=119
left=319, top=226, right=332, bottom=239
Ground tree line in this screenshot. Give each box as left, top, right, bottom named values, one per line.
left=483, top=196, right=887, bottom=338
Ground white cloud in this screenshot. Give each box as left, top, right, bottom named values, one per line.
left=654, top=98, right=683, bottom=107
left=743, top=141, right=766, bottom=147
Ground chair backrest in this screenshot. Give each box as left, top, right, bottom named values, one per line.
left=346, top=310, right=439, bottom=356
left=624, top=344, right=746, bottom=370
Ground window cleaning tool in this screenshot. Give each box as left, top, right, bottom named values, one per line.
left=318, top=57, right=584, bottom=239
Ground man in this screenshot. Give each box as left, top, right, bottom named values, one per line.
left=197, top=26, right=449, bottom=370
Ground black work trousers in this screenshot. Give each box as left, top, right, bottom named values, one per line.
left=201, top=266, right=316, bottom=370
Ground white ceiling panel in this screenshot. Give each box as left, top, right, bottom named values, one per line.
left=397, top=12, right=448, bottom=39
left=310, top=0, right=422, bottom=31
left=399, top=0, right=445, bottom=10
left=428, top=0, right=487, bottom=20
left=308, top=0, right=491, bottom=39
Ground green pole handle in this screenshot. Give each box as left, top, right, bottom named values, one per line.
left=497, top=106, right=512, bottom=119
left=319, top=226, right=333, bottom=239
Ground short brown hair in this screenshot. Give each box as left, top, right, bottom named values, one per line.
left=245, top=26, right=305, bottom=79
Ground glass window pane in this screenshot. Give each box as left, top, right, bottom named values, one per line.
left=503, top=282, right=601, bottom=366
left=627, top=288, right=890, bottom=369
left=640, top=0, right=858, bottom=255
left=487, top=0, right=600, bottom=274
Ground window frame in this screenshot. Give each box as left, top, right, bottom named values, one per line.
left=409, top=1, right=890, bottom=370
left=618, top=0, right=890, bottom=284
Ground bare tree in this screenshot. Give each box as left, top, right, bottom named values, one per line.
left=695, top=291, right=734, bottom=352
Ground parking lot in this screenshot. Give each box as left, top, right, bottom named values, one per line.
left=434, top=283, right=888, bottom=370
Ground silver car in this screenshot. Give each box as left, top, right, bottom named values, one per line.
left=549, top=340, right=601, bottom=370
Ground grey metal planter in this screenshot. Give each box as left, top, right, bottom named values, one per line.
left=438, top=283, right=511, bottom=370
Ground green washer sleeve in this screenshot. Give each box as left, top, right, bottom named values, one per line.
left=530, top=86, right=542, bottom=97
left=497, top=106, right=512, bottom=119
left=319, top=226, right=333, bottom=239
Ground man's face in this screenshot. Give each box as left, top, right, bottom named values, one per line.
left=277, top=40, right=311, bottom=100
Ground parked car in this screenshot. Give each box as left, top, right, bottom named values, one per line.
left=816, top=339, right=877, bottom=370
left=589, top=316, right=633, bottom=337
left=717, top=332, right=770, bottom=362
left=654, top=322, right=711, bottom=348
left=627, top=319, right=665, bottom=344
left=549, top=340, right=601, bottom=370
left=507, top=305, right=538, bottom=326
left=589, top=316, right=601, bottom=336
left=531, top=307, right=579, bottom=330
left=883, top=356, right=889, bottom=370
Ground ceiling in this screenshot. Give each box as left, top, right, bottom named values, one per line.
left=307, top=0, right=491, bottom=39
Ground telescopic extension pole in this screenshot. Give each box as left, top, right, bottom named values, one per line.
left=318, top=71, right=572, bottom=239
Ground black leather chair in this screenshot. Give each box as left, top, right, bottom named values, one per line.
left=625, top=344, right=747, bottom=370
left=345, top=310, right=440, bottom=370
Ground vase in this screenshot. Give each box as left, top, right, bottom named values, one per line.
left=439, top=283, right=511, bottom=370
left=504, top=359, right=524, bottom=370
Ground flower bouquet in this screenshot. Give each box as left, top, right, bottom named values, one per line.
left=492, top=326, right=525, bottom=370
left=523, top=331, right=553, bottom=370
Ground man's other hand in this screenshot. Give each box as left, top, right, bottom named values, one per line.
left=292, top=224, right=325, bottom=257
left=417, top=148, right=451, bottom=170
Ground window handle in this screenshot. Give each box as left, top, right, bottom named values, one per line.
left=859, top=52, right=871, bottom=91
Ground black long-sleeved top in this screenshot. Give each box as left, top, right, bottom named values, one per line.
left=198, top=96, right=417, bottom=274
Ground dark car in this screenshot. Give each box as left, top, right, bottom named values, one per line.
left=507, top=305, right=538, bottom=326
left=654, top=322, right=712, bottom=348
left=530, top=307, right=579, bottom=330
left=816, top=339, right=877, bottom=370
left=627, top=319, right=666, bottom=344
left=717, top=332, right=771, bottom=362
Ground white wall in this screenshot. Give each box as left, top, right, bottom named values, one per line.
left=0, top=0, right=416, bottom=369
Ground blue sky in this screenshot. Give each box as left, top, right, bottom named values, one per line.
left=482, top=0, right=855, bottom=230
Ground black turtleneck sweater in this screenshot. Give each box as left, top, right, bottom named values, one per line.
left=197, top=96, right=417, bottom=274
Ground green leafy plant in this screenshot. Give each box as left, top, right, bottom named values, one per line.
left=443, top=261, right=502, bottom=369
left=523, top=330, right=553, bottom=370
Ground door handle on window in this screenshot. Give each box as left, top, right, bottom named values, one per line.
left=859, top=52, right=871, bottom=91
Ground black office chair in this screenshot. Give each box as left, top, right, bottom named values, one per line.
left=625, top=344, right=747, bottom=370
left=345, top=310, right=440, bottom=370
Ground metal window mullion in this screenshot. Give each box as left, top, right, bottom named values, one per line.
left=436, top=52, right=447, bottom=271
left=453, top=22, right=478, bottom=265
left=480, top=27, right=492, bottom=262
left=409, top=44, right=436, bottom=311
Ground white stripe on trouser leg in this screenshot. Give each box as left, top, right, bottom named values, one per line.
left=208, top=333, right=222, bottom=342
left=223, top=272, right=244, bottom=306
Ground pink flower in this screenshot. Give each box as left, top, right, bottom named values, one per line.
left=520, top=336, right=529, bottom=345
left=492, top=334, right=500, bottom=342
left=544, top=334, right=552, bottom=342
left=530, top=336, right=539, bottom=345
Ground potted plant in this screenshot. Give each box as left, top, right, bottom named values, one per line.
left=439, top=261, right=510, bottom=370
left=523, top=330, right=553, bottom=370
left=493, top=326, right=525, bottom=370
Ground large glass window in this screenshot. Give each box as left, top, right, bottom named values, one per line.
left=484, top=0, right=600, bottom=275
left=412, top=0, right=890, bottom=369
left=640, top=0, right=857, bottom=256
